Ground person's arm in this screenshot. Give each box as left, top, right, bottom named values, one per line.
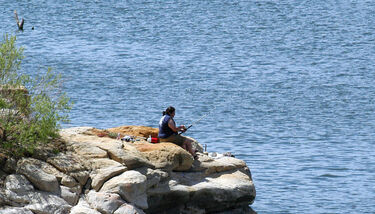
left=168, top=119, right=185, bottom=132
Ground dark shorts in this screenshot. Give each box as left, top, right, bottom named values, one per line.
left=159, top=134, right=186, bottom=146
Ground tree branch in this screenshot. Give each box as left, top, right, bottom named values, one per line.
left=14, top=10, right=24, bottom=30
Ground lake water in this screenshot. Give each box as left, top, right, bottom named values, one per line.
left=1, top=0, right=375, bottom=213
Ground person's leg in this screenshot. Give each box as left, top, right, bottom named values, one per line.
left=183, top=138, right=197, bottom=158
left=160, top=135, right=184, bottom=147
left=161, top=135, right=197, bottom=159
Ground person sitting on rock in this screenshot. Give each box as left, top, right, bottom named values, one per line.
left=158, top=106, right=198, bottom=160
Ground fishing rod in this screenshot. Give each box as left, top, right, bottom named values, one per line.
left=179, top=90, right=244, bottom=135
left=179, top=104, right=219, bottom=135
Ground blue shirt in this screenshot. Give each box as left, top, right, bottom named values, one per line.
left=158, top=114, right=177, bottom=138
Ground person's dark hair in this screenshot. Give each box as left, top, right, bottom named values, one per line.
left=163, top=106, right=175, bottom=116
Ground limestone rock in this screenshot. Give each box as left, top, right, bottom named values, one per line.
left=16, top=158, right=66, bottom=183
left=47, top=153, right=89, bottom=186
left=3, top=190, right=27, bottom=206
left=0, top=207, right=34, bottom=214
left=60, top=185, right=80, bottom=206
left=107, top=125, right=204, bottom=153
left=91, top=165, right=127, bottom=191
left=1, top=126, right=256, bottom=214
left=4, top=174, right=34, bottom=193
left=87, top=158, right=124, bottom=170
left=70, top=206, right=101, bottom=214
left=114, top=203, right=146, bottom=214
left=25, top=203, right=71, bottom=214
left=191, top=155, right=247, bottom=175
left=134, top=142, right=194, bottom=171
left=16, top=162, right=60, bottom=194
left=61, top=174, right=79, bottom=188
left=188, top=170, right=256, bottom=212
left=59, top=127, right=94, bottom=139
left=86, top=190, right=124, bottom=214
left=4, top=189, right=70, bottom=209
left=146, top=169, right=255, bottom=213
left=59, top=126, right=159, bottom=170
left=70, top=143, right=108, bottom=159
left=70, top=171, right=90, bottom=187
left=70, top=197, right=102, bottom=214
left=146, top=180, right=190, bottom=213
left=135, top=167, right=169, bottom=189
left=97, top=141, right=153, bottom=170
left=100, top=170, right=148, bottom=209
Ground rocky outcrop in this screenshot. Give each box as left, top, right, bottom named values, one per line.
left=0, top=126, right=256, bottom=214
left=134, top=142, right=194, bottom=171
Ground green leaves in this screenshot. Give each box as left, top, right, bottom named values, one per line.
left=0, top=34, right=72, bottom=157
left=0, top=34, right=24, bottom=85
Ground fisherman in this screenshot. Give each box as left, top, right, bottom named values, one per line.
left=158, top=106, right=198, bottom=160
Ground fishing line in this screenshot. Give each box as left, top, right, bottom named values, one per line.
left=180, top=91, right=242, bottom=134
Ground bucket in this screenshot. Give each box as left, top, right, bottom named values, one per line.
left=151, top=137, right=159, bottom=143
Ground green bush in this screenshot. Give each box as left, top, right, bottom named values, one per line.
left=0, top=34, right=72, bottom=156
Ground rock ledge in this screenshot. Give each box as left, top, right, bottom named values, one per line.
left=0, top=126, right=256, bottom=214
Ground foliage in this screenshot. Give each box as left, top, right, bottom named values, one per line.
left=0, top=34, right=72, bottom=157
left=107, top=132, right=118, bottom=139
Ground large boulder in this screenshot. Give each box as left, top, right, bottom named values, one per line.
left=24, top=203, right=71, bottom=214
left=86, top=190, right=125, bottom=214
left=135, top=167, right=169, bottom=189
left=134, top=142, right=194, bottom=171
left=46, top=153, right=89, bottom=186
left=87, top=158, right=124, bottom=170
left=16, top=158, right=66, bottom=183
left=70, top=143, right=108, bottom=159
left=60, top=185, right=80, bottom=206
left=107, top=126, right=204, bottom=152
left=60, top=127, right=153, bottom=170
left=96, top=141, right=153, bottom=170
left=16, top=162, right=60, bottom=194
left=4, top=189, right=71, bottom=210
left=190, top=155, right=248, bottom=175
left=187, top=169, right=256, bottom=211
left=70, top=197, right=102, bottom=214
left=1, top=126, right=256, bottom=213
left=91, top=165, right=127, bottom=191
left=100, top=170, right=148, bottom=209
left=4, top=174, right=34, bottom=193
left=146, top=169, right=255, bottom=213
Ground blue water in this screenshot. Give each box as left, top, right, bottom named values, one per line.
left=1, top=1, right=375, bottom=213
